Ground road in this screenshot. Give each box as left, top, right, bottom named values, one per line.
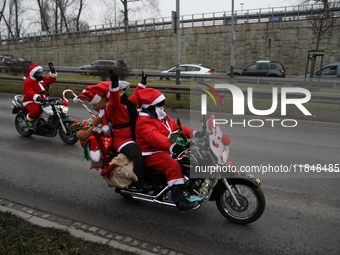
left=0, top=92, right=339, bottom=255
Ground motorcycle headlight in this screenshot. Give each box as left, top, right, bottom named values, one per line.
left=61, top=106, right=69, bottom=114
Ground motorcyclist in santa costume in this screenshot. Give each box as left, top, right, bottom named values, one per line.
left=23, top=62, right=57, bottom=126
left=107, top=70, right=152, bottom=191
left=135, top=88, right=204, bottom=212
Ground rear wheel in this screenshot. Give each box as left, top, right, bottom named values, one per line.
left=15, top=112, right=33, bottom=137
left=59, top=122, right=78, bottom=145
left=216, top=180, right=265, bottom=224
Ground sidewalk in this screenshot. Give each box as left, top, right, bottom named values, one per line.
left=0, top=197, right=186, bottom=255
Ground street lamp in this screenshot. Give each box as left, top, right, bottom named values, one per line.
left=240, top=3, right=244, bottom=13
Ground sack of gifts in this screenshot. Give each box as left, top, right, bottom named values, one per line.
left=101, top=153, right=138, bottom=188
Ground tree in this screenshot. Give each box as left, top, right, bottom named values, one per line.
left=299, top=0, right=340, bottom=79
left=119, top=0, right=160, bottom=29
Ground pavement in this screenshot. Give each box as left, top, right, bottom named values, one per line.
left=0, top=197, right=186, bottom=255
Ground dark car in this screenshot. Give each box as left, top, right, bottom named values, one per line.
left=79, top=59, right=128, bottom=79
left=228, top=60, right=286, bottom=77
left=296, top=62, right=340, bottom=79
left=0, top=56, right=32, bottom=73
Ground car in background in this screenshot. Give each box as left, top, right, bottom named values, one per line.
left=0, top=56, right=30, bottom=73
left=79, top=59, right=128, bottom=79
left=228, top=60, right=286, bottom=77
left=160, top=64, right=216, bottom=80
left=296, top=62, right=340, bottom=78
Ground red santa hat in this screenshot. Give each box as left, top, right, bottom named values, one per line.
left=23, top=65, right=43, bottom=80
left=138, top=88, right=166, bottom=108
left=74, top=82, right=111, bottom=105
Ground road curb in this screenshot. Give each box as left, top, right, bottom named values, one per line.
left=0, top=198, right=187, bottom=255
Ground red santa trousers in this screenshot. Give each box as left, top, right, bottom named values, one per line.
left=25, top=103, right=41, bottom=120
left=144, top=152, right=184, bottom=187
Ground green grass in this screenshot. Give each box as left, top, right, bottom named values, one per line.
left=0, top=212, right=134, bottom=255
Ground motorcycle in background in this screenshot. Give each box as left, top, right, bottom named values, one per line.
left=11, top=91, right=78, bottom=145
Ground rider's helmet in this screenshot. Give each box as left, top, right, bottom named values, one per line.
left=24, top=65, right=45, bottom=82
left=137, top=88, right=166, bottom=117
left=119, top=81, right=130, bottom=91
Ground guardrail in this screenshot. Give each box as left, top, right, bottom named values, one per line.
left=1, top=75, right=339, bottom=104
left=1, top=3, right=339, bottom=45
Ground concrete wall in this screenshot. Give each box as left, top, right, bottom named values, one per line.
left=1, top=19, right=339, bottom=76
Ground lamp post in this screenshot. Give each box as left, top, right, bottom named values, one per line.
left=240, top=3, right=244, bottom=13
left=230, top=0, right=235, bottom=83
left=175, top=0, right=180, bottom=100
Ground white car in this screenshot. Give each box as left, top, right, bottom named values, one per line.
left=160, top=64, right=216, bottom=80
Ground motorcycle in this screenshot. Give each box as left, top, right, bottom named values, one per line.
left=11, top=92, right=78, bottom=145
left=113, top=115, right=266, bottom=225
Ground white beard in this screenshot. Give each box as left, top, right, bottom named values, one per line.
left=155, top=106, right=166, bottom=119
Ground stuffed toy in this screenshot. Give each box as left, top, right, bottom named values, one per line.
left=73, top=82, right=112, bottom=141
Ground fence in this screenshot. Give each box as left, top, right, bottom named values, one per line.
left=1, top=3, right=340, bottom=46
left=1, top=73, right=339, bottom=104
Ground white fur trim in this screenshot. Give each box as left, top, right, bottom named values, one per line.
left=90, top=94, right=101, bottom=105
left=109, top=86, right=120, bottom=93
left=33, top=94, right=40, bottom=102
left=142, top=94, right=166, bottom=108
left=168, top=178, right=185, bottom=187
left=29, top=66, right=43, bottom=78
left=138, top=83, right=146, bottom=89
left=117, top=141, right=135, bottom=153
left=49, top=71, right=57, bottom=78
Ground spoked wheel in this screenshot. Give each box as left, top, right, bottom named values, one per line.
left=15, top=112, right=33, bottom=137
left=59, top=122, right=78, bottom=145
left=216, top=180, right=265, bottom=224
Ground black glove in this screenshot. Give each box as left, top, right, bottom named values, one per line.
left=171, top=144, right=184, bottom=158
left=109, top=69, right=119, bottom=88
left=48, top=62, right=56, bottom=73
left=140, top=71, right=147, bottom=85
left=195, top=131, right=205, bottom=138
left=37, top=96, right=46, bottom=104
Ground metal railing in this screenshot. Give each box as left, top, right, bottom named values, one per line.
left=1, top=3, right=339, bottom=46
left=0, top=73, right=339, bottom=104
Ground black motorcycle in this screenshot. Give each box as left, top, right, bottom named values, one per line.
left=11, top=94, right=78, bottom=145
left=114, top=115, right=266, bottom=224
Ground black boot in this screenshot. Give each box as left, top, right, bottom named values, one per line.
left=136, top=178, right=153, bottom=192
left=175, top=199, right=195, bottom=212
left=171, top=185, right=194, bottom=212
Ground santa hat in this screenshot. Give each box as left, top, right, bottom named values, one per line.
left=138, top=88, right=166, bottom=108
left=23, top=65, right=43, bottom=80
left=74, top=82, right=111, bottom=105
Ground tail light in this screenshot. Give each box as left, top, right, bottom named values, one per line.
left=281, top=69, right=285, bottom=73
left=205, top=70, right=212, bottom=74
left=6, top=61, right=12, bottom=64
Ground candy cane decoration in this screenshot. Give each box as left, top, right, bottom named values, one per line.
left=62, top=89, right=96, bottom=118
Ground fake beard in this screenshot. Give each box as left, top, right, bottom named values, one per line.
left=155, top=106, right=166, bottom=119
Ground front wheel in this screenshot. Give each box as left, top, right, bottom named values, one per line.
left=15, top=112, right=33, bottom=137
left=59, top=122, right=78, bottom=145
left=216, top=180, right=265, bottom=224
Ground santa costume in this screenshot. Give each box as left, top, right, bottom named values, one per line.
left=135, top=88, right=197, bottom=211
left=105, top=72, right=149, bottom=189
left=23, top=65, right=57, bottom=121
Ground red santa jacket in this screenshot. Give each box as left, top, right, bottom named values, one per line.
left=136, top=111, right=194, bottom=156
left=23, top=76, right=56, bottom=106
left=106, top=83, right=145, bottom=152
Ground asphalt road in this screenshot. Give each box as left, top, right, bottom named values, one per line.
left=0, top=92, right=339, bottom=255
